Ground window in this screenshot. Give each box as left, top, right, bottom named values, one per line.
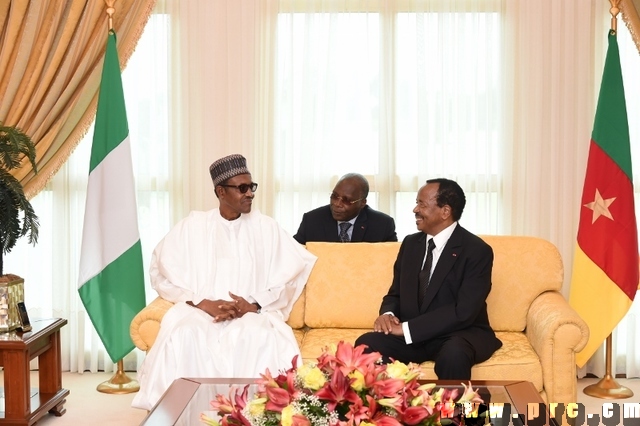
left=273, top=2, right=503, bottom=239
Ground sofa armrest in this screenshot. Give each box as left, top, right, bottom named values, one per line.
left=130, top=297, right=174, bottom=351
left=526, top=291, right=589, bottom=404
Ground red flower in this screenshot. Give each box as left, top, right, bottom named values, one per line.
left=371, top=413, right=403, bottom=426
left=314, top=368, right=361, bottom=411
left=292, top=414, right=311, bottom=426
left=334, top=341, right=383, bottom=376
left=401, top=406, right=431, bottom=425
left=344, top=398, right=368, bottom=424
left=265, top=386, right=292, bottom=412
left=372, top=378, right=405, bottom=398
left=206, top=343, right=484, bottom=426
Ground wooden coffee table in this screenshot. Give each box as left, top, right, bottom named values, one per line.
left=140, top=378, right=554, bottom=426
left=0, top=318, right=69, bottom=425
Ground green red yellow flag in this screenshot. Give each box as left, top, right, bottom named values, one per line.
left=569, top=31, right=639, bottom=368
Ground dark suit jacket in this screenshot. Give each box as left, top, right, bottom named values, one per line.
left=380, top=225, right=502, bottom=362
left=293, top=205, right=397, bottom=244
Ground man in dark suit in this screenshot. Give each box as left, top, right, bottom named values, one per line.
left=293, top=173, right=397, bottom=244
left=355, top=178, right=501, bottom=380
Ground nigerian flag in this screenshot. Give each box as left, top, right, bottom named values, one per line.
left=78, top=31, right=146, bottom=363
left=569, top=31, right=639, bottom=368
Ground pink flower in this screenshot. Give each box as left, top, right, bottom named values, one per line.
left=233, top=385, right=250, bottom=411
left=371, top=413, right=403, bottom=426
left=205, top=344, right=483, bottom=426
left=265, top=386, right=292, bottom=412
left=292, top=414, right=311, bottom=426
left=344, top=398, right=368, bottom=423
left=315, top=352, right=339, bottom=375
left=314, top=367, right=361, bottom=411
left=210, top=393, right=234, bottom=414
left=440, top=387, right=459, bottom=402
left=401, top=406, right=431, bottom=425
left=334, top=341, right=383, bottom=376
left=458, top=381, right=483, bottom=404
left=372, top=378, right=405, bottom=398
left=257, top=368, right=279, bottom=389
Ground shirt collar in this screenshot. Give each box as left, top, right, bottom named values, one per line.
left=338, top=215, right=358, bottom=226
left=427, top=221, right=457, bottom=251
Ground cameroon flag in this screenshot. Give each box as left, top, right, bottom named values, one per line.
left=569, top=31, right=639, bottom=368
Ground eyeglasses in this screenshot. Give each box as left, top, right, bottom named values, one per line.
left=219, top=182, right=258, bottom=193
left=330, top=193, right=363, bottom=205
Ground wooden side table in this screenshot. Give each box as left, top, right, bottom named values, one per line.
left=0, top=318, right=69, bottom=425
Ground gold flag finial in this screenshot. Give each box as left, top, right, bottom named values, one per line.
left=105, top=0, right=115, bottom=31
left=610, top=0, right=621, bottom=32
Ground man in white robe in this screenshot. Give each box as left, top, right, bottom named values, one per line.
left=132, top=154, right=317, bottom=411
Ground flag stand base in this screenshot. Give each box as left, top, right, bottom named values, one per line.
left=582, top=334, right=633, bottom=399
left=97, top=359, right=140, bottom=394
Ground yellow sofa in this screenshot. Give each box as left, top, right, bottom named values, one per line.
left=130, top=236, right=589, bottom=404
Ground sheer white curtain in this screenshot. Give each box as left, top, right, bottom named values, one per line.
left=273, top=0, right=504, bottom=239
left=7, top=0, right=640, bottom=377
left=269, top=0, right=640, bottom=377
left=4, top=13, right=171, bottom=373
left=502, top=1, right=640, bottom=378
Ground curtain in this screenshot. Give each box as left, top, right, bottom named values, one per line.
left=5, top=5, right=168, bottom=373
left=0, top=0, right=156, bottom=197
left=273, top=0, right=506, bottom=240
left=268, top=0, right=640, bottom=378
left=7, top=0, right=640, bottom=377
left=154, top=0, right=278, bottom=219
left=622, top=0, right=640, bottom=54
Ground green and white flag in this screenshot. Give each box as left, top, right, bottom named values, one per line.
left=78, top=31, right=146, bottom=363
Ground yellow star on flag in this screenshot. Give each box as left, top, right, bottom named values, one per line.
left=583, top=188, right=616, bottom=224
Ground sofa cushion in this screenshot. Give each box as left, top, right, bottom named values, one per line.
left=300, top=328, right=363, bottom=362
left=300, top=329, right=543, bottom=393
left=287, top=288, right=306, bottom=329
left=293, top=328, right=305, bottom=348
left=304, top=242, right=400, bottom=329
left=416, top=332, right=543, bottom=392
left=481, top=236, right=563, bottom=332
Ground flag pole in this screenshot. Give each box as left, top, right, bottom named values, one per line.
left=610, top=0, right=620, bottom=32
left=98, top=359, right=141, bottom=394
left=94, top=0, right=140, bottom=395
left=582, top=0, right=634, bottom=400
left=583, top=334, right=633, bottom=398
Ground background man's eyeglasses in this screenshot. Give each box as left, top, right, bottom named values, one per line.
left=219, top=183, right=258, bottom=193
left=330, top=193, right=363, bottom=205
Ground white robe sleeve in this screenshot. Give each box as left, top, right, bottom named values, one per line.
left=149, top=239, right=202, bottom=304
left=246, top=214, right=317, bottom=319
left=149, top=212, right=208, bottom=304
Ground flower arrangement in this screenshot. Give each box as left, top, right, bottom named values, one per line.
left=201, top=341, right=484, bottom=426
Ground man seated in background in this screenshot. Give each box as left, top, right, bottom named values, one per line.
left=293, top=173, right=397, bottom=244
left=355, top=178, right=501, bottom=380
left=132, top=154, right=317, bottom=411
